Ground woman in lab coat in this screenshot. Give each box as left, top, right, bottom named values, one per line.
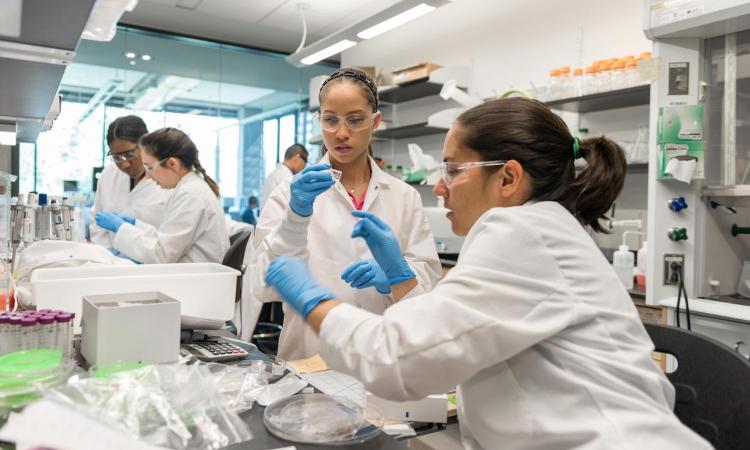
left=253, top=67, right=442, bottom=360
left=95, top=127, right=229, bottom=264
left=265, top=98, right=712, bottom=449
left=89, top=115, right=170, bottom=247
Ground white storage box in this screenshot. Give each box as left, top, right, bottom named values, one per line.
left=81, top=292, right=180, bottom=366
left=30, top=263, right=239, bottom=333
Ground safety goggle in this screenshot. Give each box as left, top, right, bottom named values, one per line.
left=108, top=146, right=139, bottom=163
left=315, top=112, right=378, bottom=132
left=440, top=160, right=507, bottom=186
left=143, top=157, right=170, bottom=172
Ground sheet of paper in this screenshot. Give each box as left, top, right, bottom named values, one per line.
left=298, top=369, right=366, bottom=406
left=0, top=400, right=163, bottom=450
left=288, top=353, right=329, bottom=374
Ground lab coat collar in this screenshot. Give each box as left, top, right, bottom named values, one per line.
left=319, top=153, right=392, bottom=211
left=176, top=170, right=201, bottom=189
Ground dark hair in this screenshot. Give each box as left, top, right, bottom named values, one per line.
left=318, top=67, right=378, bottom=156
left=107, top=115, right=148, bottom=145
left=284, top=143, right=308, bottom=162
left=248, top=196, right=258, bottom=207
left=455, top=98, right=626, bottom=233
left=139, top=127, right=220, bottom=197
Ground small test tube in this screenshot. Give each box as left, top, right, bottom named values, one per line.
left=8, top=316, right=22, bottom=353
left=56, top=313, right=73, bottom=358
left=38, top=315, right=55, bottom=349
left=20, top=317, right=37, bottom=350
left=0, top=314, right=9, bottom=354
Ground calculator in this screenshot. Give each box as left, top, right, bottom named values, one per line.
left=181, top=341, right=249, bottom=362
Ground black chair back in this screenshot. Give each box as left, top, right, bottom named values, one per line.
left=222, top=228, right=253, bottom=302
left=645, top=323, right=750, bottom=449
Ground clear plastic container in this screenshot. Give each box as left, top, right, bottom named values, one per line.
left=0, top=349, right=73, bottom=416
left=8, top=316, right=21, bottom=354
left=610, top=61, right=626, bottom=90
left=597, top=62, right=612, bottom=93
left=558, top=66, right=571, bottom=99
left=571, top=68, right=584, bottom=97
left=625, top=60, right=639, bottom=87
left=56, top=313, right=73, bottom=358
left=546, top=69, right=562, bottom=101
left=583, top=66, right=598, bottom=95
left=0, top=315, right=9, bottom=355
left=264, top=393, right=384, bottom=446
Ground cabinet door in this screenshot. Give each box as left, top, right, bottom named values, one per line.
left=673, top=310, right=750, bottom=359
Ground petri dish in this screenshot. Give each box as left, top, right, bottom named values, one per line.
left=0, top=349, right=73, bottom=412
left=264, top=393, right=383, bottom=445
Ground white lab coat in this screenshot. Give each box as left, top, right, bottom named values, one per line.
left=89, top=164, right=170, bottom=247
left=261, top=163, right=293, bottom=210
left=253, top=155, right=442, bottom=360
left=113, top=171, right=229, bottom=264
left=318, top=202, right=712, bottom=450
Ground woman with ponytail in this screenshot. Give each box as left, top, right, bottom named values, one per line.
left=95, top=127, right=229, bottom=264
left=263, top=98, right=710, bottom=449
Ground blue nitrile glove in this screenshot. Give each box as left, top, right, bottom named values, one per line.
left=95, top=211, right=126, bottom=233
left=351, top=211, right=416, bottom=285
left=107, top=247, right=121, bottom=257
left=341, top=259, right=391, bottom=294
left=265, top=256, right=335, bottom=318
left=113, top=212, right=135, bottom=225
left=289, top=164, right=335, bottom=217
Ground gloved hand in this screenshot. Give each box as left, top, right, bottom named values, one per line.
left=265, top=256, right=335, bottom=318
left=289, top=164, right=335, bottom=217
left=113, top=212, right=135, bottom=225
left=351, top=211, right=415, bottom=285
left=95, top=211, right=126, bottom=233
left=341, top=259, right=391, bottom=294
left=107, top=247, right=122, bottom=257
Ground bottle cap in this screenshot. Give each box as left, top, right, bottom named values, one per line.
left=0, top=315, right=10, bottom=324
left=9, top=316, right=22, bottom=325
left=38, top=315, right=55, bottom=325
left=38, top=194, right=48, bottom=206
left=55, top=313, right=73, bottom=323
left=20, top=317, right=37, bottom=327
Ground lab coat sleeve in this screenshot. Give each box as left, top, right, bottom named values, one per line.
left=89, top=185, right=112, bottom=247
left=112, top=188, right=202, bottom=264
left=252, top=182, right=311, bottom=303
left=398, top=190, right=442, bottom=300
left=319, top=210, right=578, bottom=401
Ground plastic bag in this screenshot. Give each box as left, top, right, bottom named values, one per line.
left=204, top=360, right=268, bottom=413
left=43, top=363, right=252, bottom=449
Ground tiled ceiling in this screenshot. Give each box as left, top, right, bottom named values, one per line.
left=122, top=0, right=401, bottom=55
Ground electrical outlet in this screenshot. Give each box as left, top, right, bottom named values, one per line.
left=663, top=254, right=685, bottom=286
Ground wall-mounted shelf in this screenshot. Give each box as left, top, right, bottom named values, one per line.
left=546, top=85, right=650, bottom=114
left=374, top=123, right=446, bottom=140
left=379, top=79, right=444, bottom=103
left=703, top=185, right=750, bottom=208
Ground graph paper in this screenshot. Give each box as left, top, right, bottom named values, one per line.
left=298, top=369, right=366, bottom=406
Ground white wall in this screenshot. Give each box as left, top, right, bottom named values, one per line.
left=342, top=0, right=651, bottom=97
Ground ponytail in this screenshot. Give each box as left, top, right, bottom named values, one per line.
left=193, top=158, right=220, bottom=197
left=563, top=137, right=626, bottom=233
left=455, top=98, right=627, bottom=233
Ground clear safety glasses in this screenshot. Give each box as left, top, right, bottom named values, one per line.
left=315, top=112, right=378, bottom=133
left=441, top=160, right=507, bottom=186
left=143, top=157, right=170, bottom=172
left=108, top=146, right=139, bottom=163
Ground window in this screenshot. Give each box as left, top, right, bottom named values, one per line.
left=263, top=119, right=279, bottom=179
left=278, top=114, right=296, bottom=161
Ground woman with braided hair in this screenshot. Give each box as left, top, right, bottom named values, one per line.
left=95, top=127, right=229, bottom=264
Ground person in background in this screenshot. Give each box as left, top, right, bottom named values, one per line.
left=89, top=116, right=170, bottom=247
left=252, top=67, right=442, bottom=360
left=95, top=128, right=229, bottom=264
left=261, top=143, right=308, bottom=209
left=264, top=98, right=712, bottom=449
left=240, top=196, right=259, bottom=226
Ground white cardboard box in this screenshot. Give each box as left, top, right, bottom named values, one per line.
left=81, top=291, right=180, bottom=366
left=31, top=263, right=239, bottom=333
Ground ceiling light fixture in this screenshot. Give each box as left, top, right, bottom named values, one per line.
left=357, top=4, right=436, bottom=39
left=141, top=54, right=152, bottom=61
left=301, top=40, right=357, bottom=65
left=124, top=51, right=136, bottom=59
left=287, top=0, right=455, bottom=66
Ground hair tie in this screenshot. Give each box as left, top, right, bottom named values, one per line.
left=572, top=137, right=581, bottom=160
left=320, top=68, right=379, bottom=110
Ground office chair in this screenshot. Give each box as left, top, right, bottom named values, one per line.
left=644, top=323, right=750, bottom=450
left=222, top=228, right=253, bottom=302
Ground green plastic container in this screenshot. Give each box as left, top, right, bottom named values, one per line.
left=0, top=349, right=71, bottom=411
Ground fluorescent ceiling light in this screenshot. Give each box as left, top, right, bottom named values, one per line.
left=82, top=0, right=139, bottom=42
left=357, top=3, right=436, bottom=39
left=124, top=51, right=136, bottom=59
left=0, top=0, right=22, bottom=38
left=300, top=40, right=357, bottom=65
left=141, top=54, right=152, bottom=61
left=0, top=131, right=17, bottom=146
